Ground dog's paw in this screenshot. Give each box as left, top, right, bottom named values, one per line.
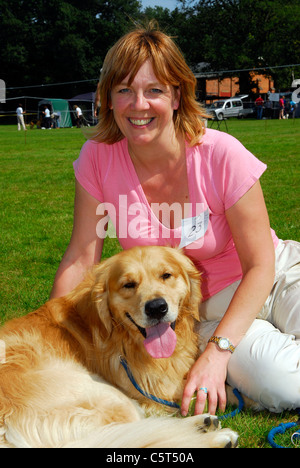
left=200, top=414, right=220, bottom=432
left=207, top=428, right=239, bottom=448
left=179, top=416, right=239, bottom=448
left=189, top=413, right=220, bottom=432
left=202, top=414, right=220, bottom=432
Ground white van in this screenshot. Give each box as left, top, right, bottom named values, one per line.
left=207, top=96, right=249, bottom=120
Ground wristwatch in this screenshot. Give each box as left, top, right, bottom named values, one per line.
left=208, top=336, right=235, bottom=353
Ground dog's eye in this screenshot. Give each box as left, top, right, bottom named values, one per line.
left=123, top=282, right=137, bottom=289
left=161, top=273, right=172, bottom=280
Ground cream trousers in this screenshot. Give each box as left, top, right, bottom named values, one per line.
left=198, top=239, right=300, bottom=412
left=17, top=115, right=26, bottom=131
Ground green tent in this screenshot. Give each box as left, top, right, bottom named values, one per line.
left=38, top=98, right=72, bottom=128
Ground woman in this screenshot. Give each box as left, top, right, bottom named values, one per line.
left=51, top=23, right=300, bottom=416
left=279, top=96, right=285, bottom=119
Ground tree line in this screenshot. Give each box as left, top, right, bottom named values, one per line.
left=1, top=0, right=299, bottom=100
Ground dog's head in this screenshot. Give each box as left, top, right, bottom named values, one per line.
left=71, top=246, right=201, bottom=359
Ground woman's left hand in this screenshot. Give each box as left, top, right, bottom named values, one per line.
left=180, top=343, right=230, bottom=416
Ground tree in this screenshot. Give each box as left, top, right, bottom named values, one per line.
left=1, top=0, right=299, bottom=100
left=0, top=0, right=142, bottom=98
left=176, top=0, right=300, bottom=91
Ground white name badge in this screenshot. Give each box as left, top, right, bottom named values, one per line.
left=179, top=208, right=209, bottom=249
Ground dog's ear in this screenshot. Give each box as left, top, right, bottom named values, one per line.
left=67, top=258, right=114, bottom=340
left=167, top=248, right=202, bottom=318
left=90, top=260, right=115, bottom=339
left=183, top=257, right=202, bottom=319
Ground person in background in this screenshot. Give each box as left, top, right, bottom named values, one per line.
left=255, top=95, right=264, bottom=120
left=16, top=103, right=27, bottom=131
left=279, top=95, right=285, bottom=119
left=289, top=100, right=297, bottom=119
left=264, top=98, right=273, bottom=119
left=74, top=105, right=84, bottom=127
left=42, top=105, right=51, bottom=129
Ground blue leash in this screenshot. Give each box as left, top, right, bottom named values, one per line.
left=119, top=356, right=180, bottom=409
left=219, top=388, right=244, bottom=420
left=121, top=355, right=299, bottom=447
left=267, top=410, right=300, bottom=448
left=119, top=356, right=244, bottom=417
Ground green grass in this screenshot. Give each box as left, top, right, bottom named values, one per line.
left=226, top=118, right=300, bottom=241
left=0, top=120, right=299, bottom=448
left=0, top=126, right=121, bottom=322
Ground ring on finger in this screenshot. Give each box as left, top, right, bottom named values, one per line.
left=198, top=387, right=208, bottom=394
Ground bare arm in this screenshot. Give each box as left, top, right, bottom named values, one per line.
left=181, top=181, right=275, bottom=415
left=50, top=180, right=106, bottom=299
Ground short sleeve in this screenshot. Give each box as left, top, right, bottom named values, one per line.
left=73, top=140, right=104, bottom=202
left=210, top=131, right=267, bottom=210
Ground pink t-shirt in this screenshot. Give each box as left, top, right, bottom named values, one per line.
left=73, top=129, right=278, bottom=300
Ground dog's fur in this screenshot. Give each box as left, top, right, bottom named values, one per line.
left=0, top=246, right=238, bottom=448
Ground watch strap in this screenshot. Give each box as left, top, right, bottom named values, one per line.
left=208, top=336, right=235, bottom=353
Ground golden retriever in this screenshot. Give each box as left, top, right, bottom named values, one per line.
left=0, top=246, right=238, bottom=448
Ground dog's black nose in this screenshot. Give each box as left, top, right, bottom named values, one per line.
left=145, top=298, right=168, bottom=320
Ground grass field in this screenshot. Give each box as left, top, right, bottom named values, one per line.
left=0, top=119, right=299, bottom=448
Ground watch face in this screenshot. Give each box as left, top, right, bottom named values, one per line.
left=219, top=338, right=229, bottom=350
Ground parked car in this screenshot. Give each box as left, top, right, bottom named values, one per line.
left=207, top=96, right=252, bottom=120
left=239, top=101, right=255, bottom=119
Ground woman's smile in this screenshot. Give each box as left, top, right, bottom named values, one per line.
left=128, top=117, right=155, bottom=127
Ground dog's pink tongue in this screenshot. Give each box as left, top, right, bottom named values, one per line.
left=144, top=322, right=177, bottom=358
